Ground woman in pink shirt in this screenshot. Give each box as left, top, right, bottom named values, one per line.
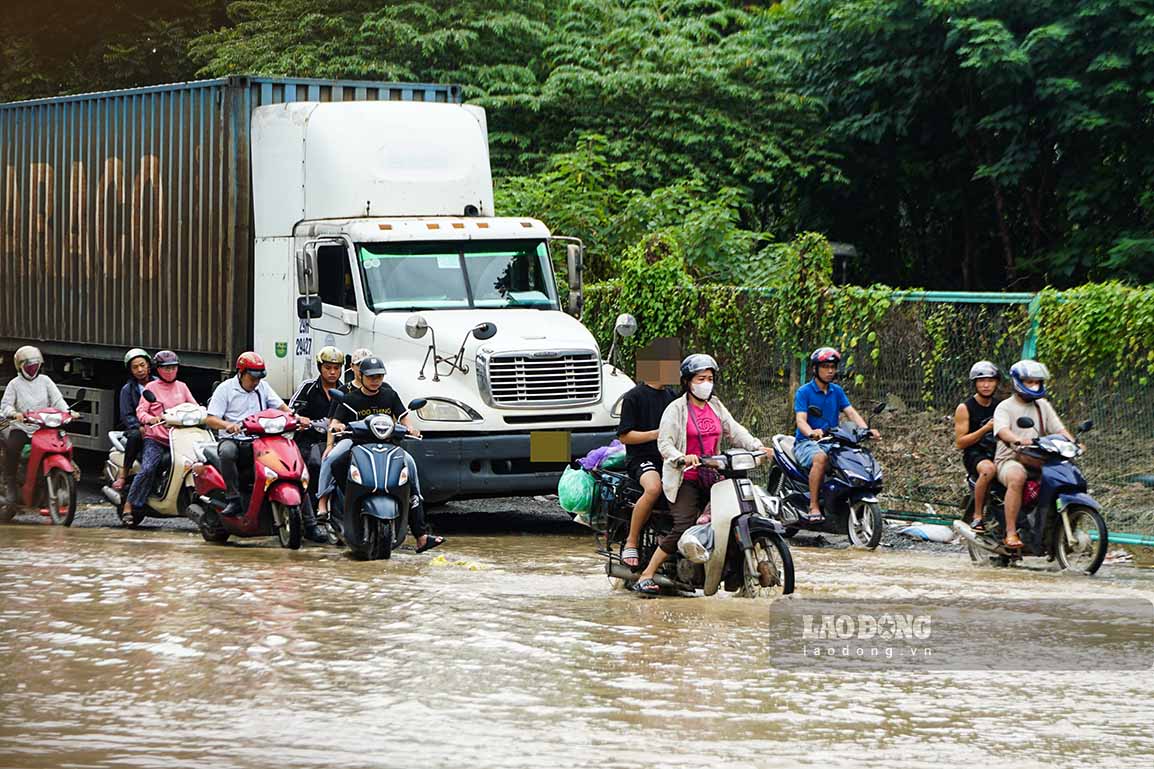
left=126, top=351, right=198, bottom=517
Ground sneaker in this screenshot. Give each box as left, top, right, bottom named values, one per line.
left=304, top=524, right=329, bottom=544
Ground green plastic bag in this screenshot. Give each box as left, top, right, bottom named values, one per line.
left=557, top=465, right=595, bottom=514
left=600, top=449, right=627, bottom=470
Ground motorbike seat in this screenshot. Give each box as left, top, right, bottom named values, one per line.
left=772, top=434, right=798, bottom=464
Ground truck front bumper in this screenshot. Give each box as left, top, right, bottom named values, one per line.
left=406, top=429, right=618, bottom=503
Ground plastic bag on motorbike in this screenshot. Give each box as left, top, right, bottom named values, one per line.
left=678, top=523, right=715, bottom=564
left=558, top=465, right=595, bottom=515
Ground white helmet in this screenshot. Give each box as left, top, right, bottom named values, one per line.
left=968, top=360, right=1001, bottom=381
left=14, top=346, right=44, bottom=381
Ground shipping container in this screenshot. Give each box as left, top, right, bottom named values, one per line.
left=0, top=76, right=461, bottom=370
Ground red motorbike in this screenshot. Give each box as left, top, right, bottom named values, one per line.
left=0, top=389, right=86, bottom=526
left=187, top=409, right=309, bottom=549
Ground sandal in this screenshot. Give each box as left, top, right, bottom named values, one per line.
left=1004, top=533, right=1024, bottom=549
left=800, top=509, right=825, bottom=524
left=632, top=578, right=660, bottom=596
left=621, top=546, right=640, bottom=569
left=416, top=535, right=445, bottom=554
left=970, top=518, right=985, bottom=533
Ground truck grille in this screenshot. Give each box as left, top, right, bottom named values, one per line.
left=483, top=351, right=602, bottom=407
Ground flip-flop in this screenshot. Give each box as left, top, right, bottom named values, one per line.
left=632, top=578, right=660, bottom=596
left=800, top=510, right=825, bottom=524
left=621, top=546, right=640, bottom=568
left=970, top=518, right=986, bottom=533
left=1004, top=533, right=1024, bottom=549
left=416, top=535, right=445, bottom=554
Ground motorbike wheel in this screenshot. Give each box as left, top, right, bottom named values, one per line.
left=45, top=468, right=77, bottom=527
left=739, top=534, right=795, bottom=597
left=188, top=503, right=230, bottom=544
left=1054, top=505, right=1108, bottom=575
left=847, top=501, right=882, bottom=549
left=363, top=516, right=394, bottom=561
left=272, top=502, right=303, bottom=550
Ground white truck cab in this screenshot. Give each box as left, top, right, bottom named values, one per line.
left=249, top=100, right=634, bottom=502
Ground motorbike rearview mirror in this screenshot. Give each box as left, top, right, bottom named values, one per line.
left=405, top=314, right=430, bottom=340
left=472, top=322, right=497, bottom=341
left=872, top=402, right=886, bottom=415
left=1077, top=419, right=1094, bottom=434
left=72, top=388, right=87, bottom=403
left=296, top=295, right=322, bottom=320
left=807, top=405, right=823, bottom=419
left=142, top=390, right=158, bottom=403
left=407, top=398, right=428, bottom=412
left=1016, top=416, right=1035, bottom=429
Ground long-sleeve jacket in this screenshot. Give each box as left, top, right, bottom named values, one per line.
left=657, top=393, right=764, bottom=503
left=1, top=375, right=67, bottom=436
left=137, top=380, right=197, bottom=444
left=118, top=378, right=155, bottom=429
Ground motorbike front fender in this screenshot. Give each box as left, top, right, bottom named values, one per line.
left=41, top=453, right=74, bottom=476
left=1058, top=492, right=1100, bottom=512
left=747, top=514, right=786, bottom=537
left=361, top=495, right=400, bottom=520
left=268, top=482, right=302, bottom=507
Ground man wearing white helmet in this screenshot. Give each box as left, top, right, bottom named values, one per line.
left=343, top=348, right=374, bottom=393
left=954, top=361, right=1002, bottom=530
left=992, top=359, right=1077, bottom=549
left=1, top=346, right=68, bottom=503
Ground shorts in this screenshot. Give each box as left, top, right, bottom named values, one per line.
left=996, top=459, right=1029, bottom=486
left=792, top=438, right=829, bottom=470
left=963, top=448, right=995, bottom=478
left=628, top=458, right=661, bottom=483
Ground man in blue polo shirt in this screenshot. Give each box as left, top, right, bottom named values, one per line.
left=792, top=347, right=878, bottom=522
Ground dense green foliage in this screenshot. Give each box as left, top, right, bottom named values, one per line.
left=5, top=0, right=1153, bottom=289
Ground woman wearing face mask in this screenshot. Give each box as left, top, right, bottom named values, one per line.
left=632, top=354, right=766, bottom=596
left=125, top=350, right=198, bottom=523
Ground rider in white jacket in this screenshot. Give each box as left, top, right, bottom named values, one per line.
left=2, top=347, right=67, bottom=501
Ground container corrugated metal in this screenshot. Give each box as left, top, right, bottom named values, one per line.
left=0, top=76, right=461, bottom=369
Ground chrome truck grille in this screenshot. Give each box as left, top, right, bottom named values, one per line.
left=478, top=350, right=603, bottom=408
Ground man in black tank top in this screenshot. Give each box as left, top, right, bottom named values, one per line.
left=954, top=361, right=1002, bottom=529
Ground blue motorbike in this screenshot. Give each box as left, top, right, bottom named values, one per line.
left=767, top=402, right=887, bottom=549
left=325, top=392, right=427, bottom=561
left=954, top=417, right=1107, bottom=574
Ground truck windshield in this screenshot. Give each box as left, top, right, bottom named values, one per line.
left=357, top=240, right=559, bottom=311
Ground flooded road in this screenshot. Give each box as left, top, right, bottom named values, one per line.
left=2, top=518, right=1153, bottom=769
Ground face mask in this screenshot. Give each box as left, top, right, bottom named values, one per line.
left=20, top=363, right=41, bottom=381
left=690, top=381, right=713, bottom=400
left=158, top=366, right=178, bottom=383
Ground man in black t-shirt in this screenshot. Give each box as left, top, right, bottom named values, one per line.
left=316, top=356, right=444, bottom=553
left=616, top=379, right=676, bottom=568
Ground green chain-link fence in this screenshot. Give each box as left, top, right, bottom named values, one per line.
left=589, top=288, right=1154, bottom=537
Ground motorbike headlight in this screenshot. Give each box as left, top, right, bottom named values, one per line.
left=348, top=464, right=363, bottom=484
left=42, top=413, right=63, bottom=428
left=369, top=415, right=396, bottom=440
left=729, top=452, right=757, bottom=471
left=182, top=413, right=201, bottom=426
left=261, top=465, right=279, bottom=482
left=258, top=416, right=286, bottom=434
left=398, top=465, right=409, bottom=486
left=300, top=465, right=309, bottom=487
left=417, top=398, right=480, bottom=423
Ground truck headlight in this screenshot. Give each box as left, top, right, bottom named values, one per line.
left=417, top=398, right=480, bottom=422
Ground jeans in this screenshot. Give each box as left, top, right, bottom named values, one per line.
left=127, top=439, right=168, bottom=509
left=792, top=438, right=829, bottom=470
left=318, top=440, right=426, bottom=536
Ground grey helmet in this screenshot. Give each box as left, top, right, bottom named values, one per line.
left=1009, top=359, right=1050, bottom=401
left=679, top=353, right=719, bottom=381
left=124, top=348, right=151, bottom=369
left=968, top=360, right=1001, bottom=381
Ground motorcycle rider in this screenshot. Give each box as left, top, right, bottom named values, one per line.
left=205, top=352, right=323, bottom=540
left=343, top=348, right=374, bottom=393
left=616, top=348, right=677, bottom=569
left=316, top=356, right=445, bottom=553
left=290, top=345, right=344, bottom=508
left=791, top=347, right=879, bottom=524
left=126, top=351, right=197, bottom=521
left=993, top=359, right=1078, bottom=550
left=110, top=348, right=155, bottom=495
left=954, top=361, right=1002, bottom=531
left=1, top=346, right=69, bottom=504
left=632, top=354, right=764, bottom=596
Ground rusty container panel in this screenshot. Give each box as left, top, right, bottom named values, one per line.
left=0, top=76, right=461, bottom=369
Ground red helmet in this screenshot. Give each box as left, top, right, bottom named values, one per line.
left=235, top=351, right=267, bottom=379
left=810, top=346, right=842, bottom=366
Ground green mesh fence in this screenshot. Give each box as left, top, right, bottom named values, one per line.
left=590, top=288, right=1154, bottom=536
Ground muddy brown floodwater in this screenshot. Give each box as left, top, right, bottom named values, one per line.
left=2, top=520, right=1154, bottom=769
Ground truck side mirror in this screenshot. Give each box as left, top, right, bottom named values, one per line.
left=297, top=296, right=322, bottom=319
left=472, top=322, right=497, bottom=340
left=566, top=243, right=584, bottom=316
left=1016, top=416, right=1035, bottom=429
left=613, top=313, right=638, bottom=339
left=296, top=242, right=319, bottom=295
left=405, top=314, right=430, bottom=340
